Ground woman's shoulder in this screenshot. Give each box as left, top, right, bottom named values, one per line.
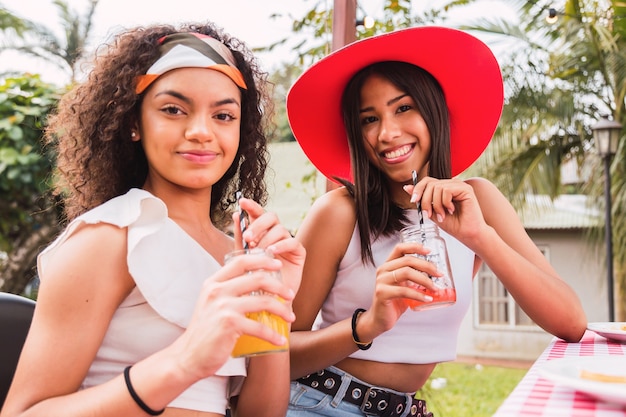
left=463, top=176, right=496, bottom=190
left=464, top=177, right=510, bottom=205
left=463, top=177, right=510, bottom=204
left=463, top=176, right=523, bottom=229
left=39, top=189, right=167, bottom=274
left=309, top=186, right=355, bottom=218
left=297, top=186, right=356, bottom=244
left=36, top=207, right=133, bottom=301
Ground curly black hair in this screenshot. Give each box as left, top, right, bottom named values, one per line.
left=45, top=22, right=274, bottom=227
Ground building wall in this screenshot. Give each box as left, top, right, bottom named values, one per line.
left=532, top=230, right=606, bottom=323
left=456, top=229, right=605, bottom=361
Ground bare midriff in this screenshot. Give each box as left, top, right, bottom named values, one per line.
left=162, top=408, right=224, bottom=417
left=335, top=357, right=437, bottom=393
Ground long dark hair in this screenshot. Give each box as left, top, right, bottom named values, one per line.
left=340, top=61, right=451, bottom=264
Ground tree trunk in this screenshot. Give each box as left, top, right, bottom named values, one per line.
left=0, top=220, right=59, bottom=296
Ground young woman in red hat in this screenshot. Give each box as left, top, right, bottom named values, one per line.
left=1, top=23, right=304, bottom=417
left=285, top=26, right=586, bottom=417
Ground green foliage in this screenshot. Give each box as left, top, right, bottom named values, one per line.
left=269, top=0, right=451, bottom=68
left=466, top=0, right=625, bottom=194
left=0, top=0, right=100, bottom=293
left=0, top=74, right=61, bottom=251
left=418, top=362, right=527, bottom=417
left=0, top=6, right=29, bottom=35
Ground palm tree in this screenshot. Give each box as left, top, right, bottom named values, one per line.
left=460, top=0, right=626, bottom=318
left=0, top=5, right=29, bottom=35
left=0, top=0, right=99, bottom=82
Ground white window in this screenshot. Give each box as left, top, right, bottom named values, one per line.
left=474, top=245, right=550, bottom=328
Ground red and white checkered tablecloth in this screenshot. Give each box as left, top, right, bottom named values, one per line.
left=493, top=331, right=626, bottom=417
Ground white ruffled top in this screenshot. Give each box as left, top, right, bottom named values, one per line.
left=37, top=188, right=245, bottom=413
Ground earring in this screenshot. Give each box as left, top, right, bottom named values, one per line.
left=131, top=132, right=137, bottom=138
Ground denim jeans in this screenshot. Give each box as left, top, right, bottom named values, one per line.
left=286, top=366, right=417, bottom=417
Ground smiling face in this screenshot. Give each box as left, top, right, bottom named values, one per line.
left=358, top=73, right=431, bottom=185
left=136, top=67, right=242, bottom=193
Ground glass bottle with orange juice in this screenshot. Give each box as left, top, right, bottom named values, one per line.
left=225, top=248, right=289, bottom=357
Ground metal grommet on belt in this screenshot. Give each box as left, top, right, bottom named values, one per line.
left=324, top=378, right=335, bottom=389
left=352, top=388, right=362, bottom=399
left=377, top=399, right=388, bottom=411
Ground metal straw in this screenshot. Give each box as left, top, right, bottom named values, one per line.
left=235, top=191, right=249, bottom=250
left=412, top=170, right=427, bottom=243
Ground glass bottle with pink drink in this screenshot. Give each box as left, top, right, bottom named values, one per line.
left=400, top=223, right=456, bottom=311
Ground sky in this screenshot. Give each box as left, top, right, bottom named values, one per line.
left=2, top=0, right=316, bottom=83
left=1, top=0, right=517, bottom=85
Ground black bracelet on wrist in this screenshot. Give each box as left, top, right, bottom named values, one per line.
left=123, top=365, right=165, bottom=416
left=351, top=308, right=372, bottom=350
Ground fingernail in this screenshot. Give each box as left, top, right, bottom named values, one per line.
left=424, top=295, right=433, bottom=302
left=410, top=194, right=418, bottom=203
left=437, top=213, right=444, bottom=222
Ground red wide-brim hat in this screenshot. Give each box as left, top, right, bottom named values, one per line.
left=286, top=26, right=504, bottom=182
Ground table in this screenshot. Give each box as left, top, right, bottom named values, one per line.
left=493, top=330, right=626, bottom=416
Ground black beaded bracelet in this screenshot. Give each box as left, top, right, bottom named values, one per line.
left=351, top=308, right=372, bottom=350
left=123, top=365, right=165, bottom=416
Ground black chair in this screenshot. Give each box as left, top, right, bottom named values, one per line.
left=0, top=292, right=36, bottom=409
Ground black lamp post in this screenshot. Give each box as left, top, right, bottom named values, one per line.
left=591, top=115, right=623, bottom=322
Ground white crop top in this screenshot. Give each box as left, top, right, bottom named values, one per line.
left=313, top=211, right=475, bottom=364
left=37, top=188, right=246, bottom=413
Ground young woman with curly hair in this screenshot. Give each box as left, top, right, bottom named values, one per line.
left=1, top=22, right=304, bottom=417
